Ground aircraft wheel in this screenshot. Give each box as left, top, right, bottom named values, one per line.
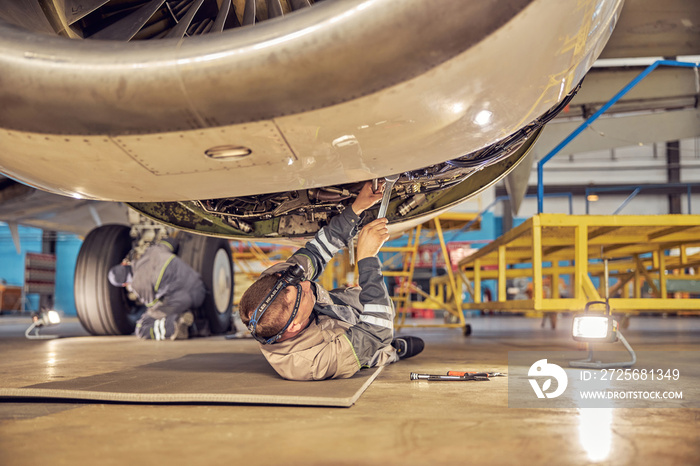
left=178, top=234, right=233, bottom=335
left=463, top=324, right=472, bottom=337
left=75, top=225, right=142, bottom=335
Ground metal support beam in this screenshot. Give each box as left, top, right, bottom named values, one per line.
left=498, top=245, right=506, bottom=302
left=531, top=219, right=543, bottom=309
left=574, top=225, right=587, bottom=300
left=667, top=141, right=681, bottom=213
left=434, top=218, right=463, bottom=322
left=473, top=259, right=481, bottom=304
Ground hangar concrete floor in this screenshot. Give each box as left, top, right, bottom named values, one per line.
left=0, top=314, right=698, bottom=466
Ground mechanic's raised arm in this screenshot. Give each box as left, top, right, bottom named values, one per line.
left=262, top=181, right=384, bottom=281
left=345, top=217, right=395, bottom=366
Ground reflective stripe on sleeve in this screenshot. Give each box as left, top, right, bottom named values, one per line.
left=359, top=314, right=393, bottom=329
left=315, top=229, right=341, bottom=259
left=363, top=303, right=393, bottom=317
left=309, top=238, right=332, bottom=262
left=317, top=229, right=340, bottom=255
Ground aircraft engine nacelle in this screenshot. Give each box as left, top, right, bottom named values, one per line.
left=0, top=0, right=623, bottom=238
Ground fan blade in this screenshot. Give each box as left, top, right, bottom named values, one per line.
left=210, top=0, right=232, bottom=32
left=59, top=0, right=111, bottom=25
left=189, top=17, right=211, bottom=35
left=90, top=0, right=165, bottom=41
left=242, top=0, right=256, bottom=25
left=288, top=0, right=310, bottom=11
left=266, top=0, right=284, bottom=18
left=165, top=0, right=205, bottom=38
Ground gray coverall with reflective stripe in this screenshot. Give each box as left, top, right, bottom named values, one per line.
left=258, top=208, right=398, bottom=380
left=130, top=242, right=205, bottom=319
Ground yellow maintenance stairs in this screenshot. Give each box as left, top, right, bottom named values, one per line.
left=452, top=214, right=700, bottom=317
left=381, top=213, right=479, bottom=334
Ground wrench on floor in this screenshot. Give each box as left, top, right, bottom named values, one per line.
left=377, top=174, right=400, bottom=218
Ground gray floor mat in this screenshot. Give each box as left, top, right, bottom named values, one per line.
left=0, top=353, right=382, bottom=407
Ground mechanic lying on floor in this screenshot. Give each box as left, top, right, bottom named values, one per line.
left=108, top=237, right=204, bottom=340
left=239, top=181, right=424, bottom=381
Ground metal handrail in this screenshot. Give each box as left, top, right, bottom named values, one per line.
left=537, top=59, right=700, bottom=213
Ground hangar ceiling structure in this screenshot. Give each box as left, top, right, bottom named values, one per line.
left=500, top=0, right=700, bottom=216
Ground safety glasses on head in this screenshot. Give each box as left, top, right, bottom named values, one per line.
left=248, top=263, right=305, bottom=344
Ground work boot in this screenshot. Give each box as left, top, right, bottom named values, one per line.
left=173, top=311, right=194, bottom=340
left=391, top=336, right=424, bottom=359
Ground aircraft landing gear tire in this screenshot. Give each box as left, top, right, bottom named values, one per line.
left=177, top=234, right=234, bottom=335
left=75, top=224, right=142, bottom=335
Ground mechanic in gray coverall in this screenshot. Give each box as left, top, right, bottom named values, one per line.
left=239, top=181, right=424, bottom=381
left=108, top=238, right=205, bottom=340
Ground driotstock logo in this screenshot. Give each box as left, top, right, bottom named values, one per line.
left=528, top=359, right=568, bottom=399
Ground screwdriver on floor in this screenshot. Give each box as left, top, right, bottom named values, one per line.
left=446, top=371, right=506, bottom=377
left=410, top=373, right=490, bottom=381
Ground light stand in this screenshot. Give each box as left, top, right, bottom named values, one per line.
left=25, top=309, right=61, bottom=340
left=570, top=258, right=636, bottom=369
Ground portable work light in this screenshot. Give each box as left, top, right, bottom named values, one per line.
left=572, top=314, right=617, bottom=343
left=44, top=310, right=61, bottom=325
left=25, top=309, right=62, bottom=340
left=570, top=300, right=636, bottom=369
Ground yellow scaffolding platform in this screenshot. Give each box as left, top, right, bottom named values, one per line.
left=457, top=214, right=700, bottom=315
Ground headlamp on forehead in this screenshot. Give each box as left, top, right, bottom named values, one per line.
left=248, top=264, right=305, bottom=344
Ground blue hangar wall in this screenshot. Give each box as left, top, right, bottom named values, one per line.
left=0, top=223, right=82, bottom=316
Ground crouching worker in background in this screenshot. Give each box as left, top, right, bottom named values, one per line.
left=108, top=238, right=204, bottom=340
left=239, top=181, right=424, bottom=381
